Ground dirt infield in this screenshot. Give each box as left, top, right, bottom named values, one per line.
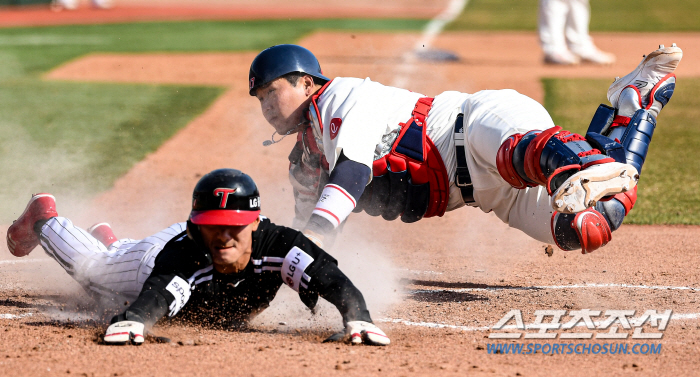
left=2, top=25, right=700, bottom=377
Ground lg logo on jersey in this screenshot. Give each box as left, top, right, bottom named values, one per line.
left=330, top=118, right=342, bottom=140
left=285, top=252, right=302, bottom=288
left=281, top=246, right=314, bottom=292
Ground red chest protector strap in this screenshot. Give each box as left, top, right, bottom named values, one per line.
left=372, top=97, right=449, bottom=218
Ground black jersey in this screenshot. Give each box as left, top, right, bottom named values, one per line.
left=115, top=217, right=371, bottom=328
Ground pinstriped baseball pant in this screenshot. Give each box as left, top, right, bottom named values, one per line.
left=38, top=217, right=186, bottom=301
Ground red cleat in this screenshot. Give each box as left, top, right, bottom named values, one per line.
left=87, top=222, right=117, bottom=248
left=7, top=194, right=58, bottom=257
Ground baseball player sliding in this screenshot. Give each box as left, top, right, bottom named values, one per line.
left=6, top=169, right=389, bottom=346
left=249, top=43, right=682, bottom=253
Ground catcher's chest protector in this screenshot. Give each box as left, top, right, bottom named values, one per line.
left=361, top=97, right=450, bottom=223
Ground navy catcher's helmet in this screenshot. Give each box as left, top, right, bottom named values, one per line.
left=189, top=169, right=261, bottom=226
left=249, top=44, right=329, bottom=96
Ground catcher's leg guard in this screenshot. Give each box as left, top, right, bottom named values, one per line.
left=497, top=126, right=637, bottom=214
left=497, top=127, right=615, bottom=193
left=551, top=187, right=637, bottom=253
left=587, top=57, right=678, bottom=175
left=587, top=76, right=675, bottom=176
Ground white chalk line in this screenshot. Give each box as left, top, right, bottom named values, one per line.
left=413, top=0, right=469, bottom=51
left=0, top=259, right=49, bottom=265
left=378, top=313, right=700, bottom=333
left=410, top=283, right=700, bottom=293
left=0, top=313, right=33, bottom=320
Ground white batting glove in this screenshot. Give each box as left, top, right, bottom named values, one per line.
left=104, top=321, right=145, bottom=345
left=346, top=321, right=390, bottom=346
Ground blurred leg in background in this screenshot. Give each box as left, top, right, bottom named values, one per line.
left=52, top=0, right=113, bottom=10
left=539, top=0, right=615, bottom=65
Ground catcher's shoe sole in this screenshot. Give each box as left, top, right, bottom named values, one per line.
left=607, top=44, right=682, bottom=108
left=7, top=193, right=57, bottom=257
left=552, top=163, right=639, bottom=214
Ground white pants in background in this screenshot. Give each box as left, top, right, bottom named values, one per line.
left=538, top=0, right=593, bottom=55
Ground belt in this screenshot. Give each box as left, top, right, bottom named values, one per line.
left=454, top=113, right=476, bottom=205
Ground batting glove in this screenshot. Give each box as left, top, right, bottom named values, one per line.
left=346, top=321, right=390, bottom=346
left=104, top=320, right=145, bottom=345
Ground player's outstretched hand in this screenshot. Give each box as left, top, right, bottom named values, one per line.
left=346, top=321, right=390, bottom=346
left=104, top=320, right=145, bottom=345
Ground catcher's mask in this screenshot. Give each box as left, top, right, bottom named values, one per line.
left=189, top=169, right=261, bottom=226
left=248, top=44, right=329, bottom=96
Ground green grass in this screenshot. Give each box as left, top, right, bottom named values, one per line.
left=448, top=0, right=700, bottom=32
left=543, top=78, right=700, bottom=224
left=0, top=19, right=427, bottom=222
left=0, top=19, right=427, bottom=76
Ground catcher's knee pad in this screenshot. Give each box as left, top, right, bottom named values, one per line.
left=497, top=126, right=614, bottom=193
left=551, top=209, right=612, bottom=254
left=551, top=187, right=637, bottom=253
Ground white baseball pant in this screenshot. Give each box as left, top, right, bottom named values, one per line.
left=38, top=217, right=186, bottom=301
left=538, top=0, right=593, bottom=55
left=457, top=89, right=557, bottom=244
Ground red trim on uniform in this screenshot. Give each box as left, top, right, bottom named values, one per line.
left=189, top=209, right=260, bottom=226
left=313, top=207, right=340, bottom=225
left=105, top=332, right=130, bottom=338
left=364, top=331, right=389, bottom=338
left=309, top=80, right=334, bottom=134
left=524, top=126, right=561, bottom=185
left=326, top=184, right=357, bottom=207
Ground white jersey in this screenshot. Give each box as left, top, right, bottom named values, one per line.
left=298, top=76, right=561, bottom=245
left=308, top=77, right=469, bottom=211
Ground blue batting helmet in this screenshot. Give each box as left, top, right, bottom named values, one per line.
left=248, top=44, right=329, bottom=96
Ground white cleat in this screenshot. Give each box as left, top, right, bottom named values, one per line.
left=552, top=162, right=639, bottom=214
left=544, top=49, right=581, bottom=65
left=571, top=43, right=616, bottom=65
left=607, top=44, right=682, bottom=111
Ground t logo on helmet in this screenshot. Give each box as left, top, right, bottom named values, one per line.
left=213, top=188, right=237, bottom=208
left=249, top=77, right=255, bottom=90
